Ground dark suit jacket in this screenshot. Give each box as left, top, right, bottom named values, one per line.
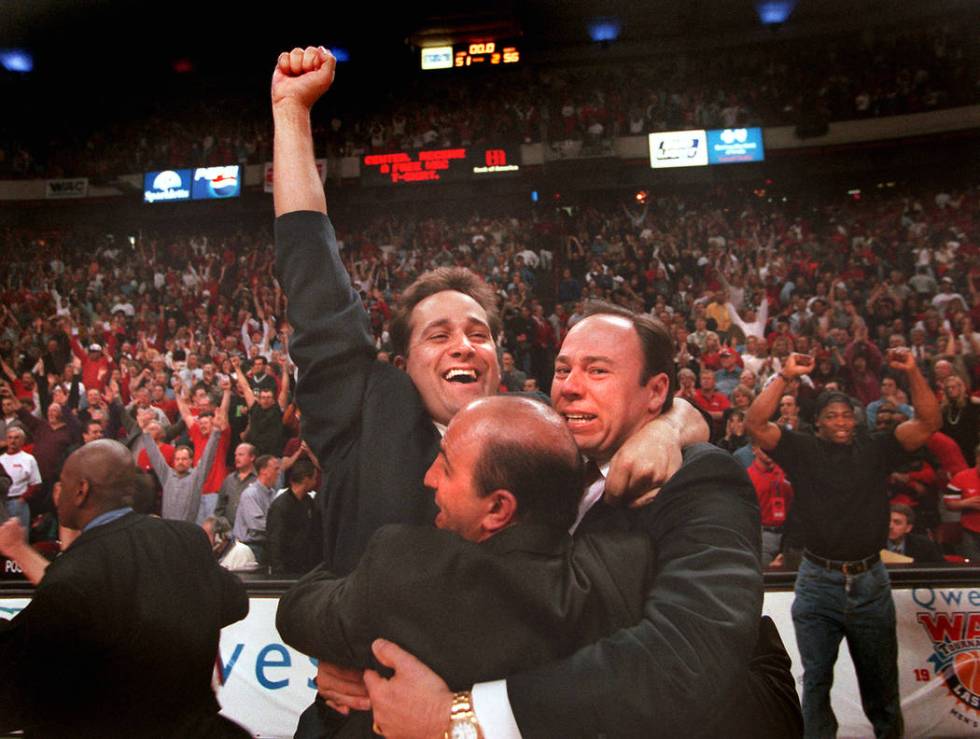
left=275, top=213, right=440, bottom=577
left=278, top=523, right=652, bottom=738
left=276, top=213, right=800, bottom=738
left=509, top=444, right=802, bottom=739
left=899, top=532, right=946, bottom=563
left=0, top=512, right=249, bottom=738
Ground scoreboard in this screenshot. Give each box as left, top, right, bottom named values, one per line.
left=361, top=146, right=521, bottom=186
left=421, top=42, right=520, bottom=70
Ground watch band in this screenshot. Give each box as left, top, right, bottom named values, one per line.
left=446, top=690, right=482, bottom=739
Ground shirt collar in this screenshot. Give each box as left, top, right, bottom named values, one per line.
left=569, top=459, right=609, bottom=534
left=83, top=507, right=133, bottom=532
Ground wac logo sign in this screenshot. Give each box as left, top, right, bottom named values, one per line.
left=917, top=609, right=980, bottom=711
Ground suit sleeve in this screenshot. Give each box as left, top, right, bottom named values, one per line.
left=507, top=445, right=765, bottom=738
left=0, top=577, right=95, bottom=731
left=274, top=212, right=375, bottom=467
left=276, top=561, right=372, bottom=668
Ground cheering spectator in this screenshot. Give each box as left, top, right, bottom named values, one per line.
left=140, top=416, right=221, bottom=523
left=234, top=356, right=289, bottom=457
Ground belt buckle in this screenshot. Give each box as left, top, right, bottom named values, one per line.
left=842, top=560, right=865, bottom=576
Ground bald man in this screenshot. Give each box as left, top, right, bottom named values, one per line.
left=0, top=440, right=249, bottom=737
left=277, top=396, right=653, bottom=738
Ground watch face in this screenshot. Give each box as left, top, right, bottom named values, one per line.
left=450, top=721, right=479, bottom=739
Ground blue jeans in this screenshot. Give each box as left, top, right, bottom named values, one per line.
left=5, top=497, right=30, bottom=530
left=792, top=559, right=903, bottom=739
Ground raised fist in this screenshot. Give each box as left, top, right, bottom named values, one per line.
left=271, top=46, right=336, bottom=111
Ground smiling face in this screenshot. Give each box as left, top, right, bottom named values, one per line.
left=816, top=401, right=856, bottom=445
left=404, top=290, right=500, bottom=426
left=552, top=315, right=667, bottom=464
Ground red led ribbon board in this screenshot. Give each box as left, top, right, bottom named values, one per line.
left=361, top=146, right=520, bottom=186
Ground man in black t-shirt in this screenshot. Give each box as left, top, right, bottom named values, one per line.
left=747, top=349, right=939, bottom=739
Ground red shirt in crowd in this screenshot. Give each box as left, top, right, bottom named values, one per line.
left=189, top=423, right=230, bottom=495
left=693, top=388, right=730, bottom=416
left=748, top=459, right=794, bottom=529
left=138, top=442, right=175, bottom=473
left=947, top=467, right=980, bottom=534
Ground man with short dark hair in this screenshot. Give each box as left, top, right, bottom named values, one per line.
left=233, top=454, right=281, bottom=564
left=141, top=413, right=221, bottom=523
left=273, top=48, right=797, bottom=739
left=235, top=358, right=288, bottom=457
left=887, top=504, right=943, bottom=562
left=747, top=349, right=940, bottom=738
left=216, top=442, right=257, bottom=526
left=267, top=457, right=318, bottom=575
left=0, top=440, right=249, bottom=736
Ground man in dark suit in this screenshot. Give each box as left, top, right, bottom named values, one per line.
left=888, top=503, right=944, bottom=563
left=0, top=439, right=250, bottom=738
left=274, top=47, right=798, bottom=739
left=362, top=305, right=800, bottom=739
left=277, top=395, right=652, bottom=738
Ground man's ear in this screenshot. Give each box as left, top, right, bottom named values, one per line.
left=393, top=355, right=407, bottom=370
left=645, top=372, right=670, bottom=416
left=75, top=479, right=92, bottom=508
left=482, top=490, right=518, bottom=535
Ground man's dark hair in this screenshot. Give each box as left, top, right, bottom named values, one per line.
left=175, top=444, right=194, bottom=458
left=390, top=267, right=501, bottom=358
left=290, top=458, right=316, bottom=484
left=814, top=391, right=856, bottom=418
left=472, top=436, right=583, bottom=532
left=890, top=503, right=915, bottom=526
left=581, top=301, right=675, bottom=412
left=255, top=454, right=277, bottom=473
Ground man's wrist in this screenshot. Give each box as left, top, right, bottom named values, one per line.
left=446, top=690, right=482, bottom=739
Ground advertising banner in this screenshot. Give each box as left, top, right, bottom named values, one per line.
left=648, top=130, right=709, bottom=169
left=707, top=127, right=765, bottom=164
left=5, top=587, right=980, bottom=737
left=143, top=169, right=192, bottom=203
left=45, top=177, right=88, bottom=199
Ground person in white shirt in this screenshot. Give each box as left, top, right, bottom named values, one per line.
left=0, top=426, right=41, bottom=529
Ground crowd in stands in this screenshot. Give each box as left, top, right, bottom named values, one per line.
left=0, top=177, right=978, bottom=572
left=2, top=20, right=975, bottom=178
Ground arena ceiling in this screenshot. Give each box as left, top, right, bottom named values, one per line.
left=3, top=0, right=973, bottom=78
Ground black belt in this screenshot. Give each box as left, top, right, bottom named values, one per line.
left=804, top=550, right=880, bottom=575
left=762, top=526, right=784, bottom=534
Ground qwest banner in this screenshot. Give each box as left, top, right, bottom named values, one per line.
left=4, top=589, right=980, bottom=737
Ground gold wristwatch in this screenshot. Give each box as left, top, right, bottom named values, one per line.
left=445, top=690, right=482, bottom=739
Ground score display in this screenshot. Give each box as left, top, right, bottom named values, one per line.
left=455, top=42, right=519, bottom=67
left=361, top=146, right=520, bottom=185
left=421, top=42, right=520, bottom=70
